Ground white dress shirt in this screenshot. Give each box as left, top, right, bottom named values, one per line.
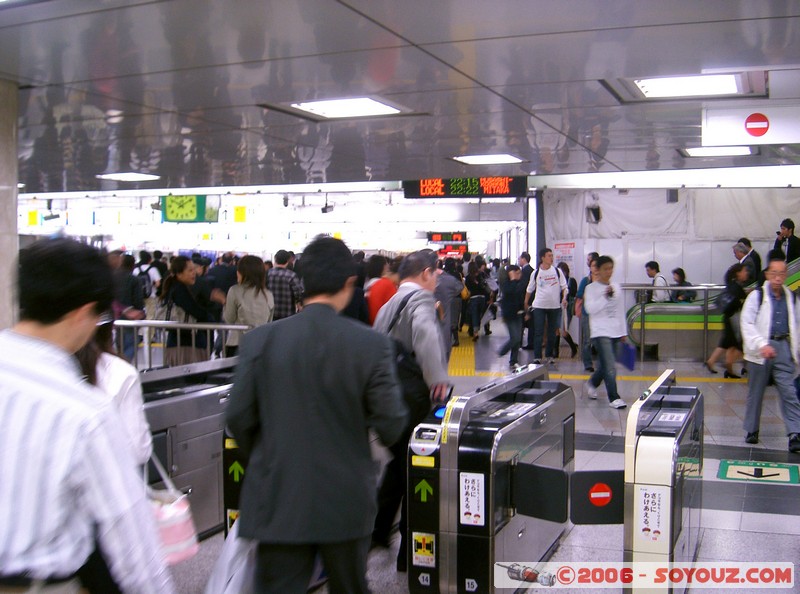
left=0, top=330, right=174, bottom=593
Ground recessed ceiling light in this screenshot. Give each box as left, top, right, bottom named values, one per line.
left=634, top=74, right=740, bottom=98
left=290, top=97, right=401, bottom=119
left=453, top=154, right=523, bottom=165
left=96, top=172, right=161, bottom=182
left=682, top=146, right=755, bottom=157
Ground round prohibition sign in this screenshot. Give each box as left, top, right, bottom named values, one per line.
left=744, top=112, right=769, bottom=137
left=589, top=482, right=613, bottom=507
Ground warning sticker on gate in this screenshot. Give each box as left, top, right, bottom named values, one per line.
left=412, top=532, right=436, bottom=568
left=460, top=472, right=485, bottom=526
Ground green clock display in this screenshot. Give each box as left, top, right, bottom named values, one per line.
left=164, top=195, right=199, bottom=221
left=162, top=195, right=219, bottom=223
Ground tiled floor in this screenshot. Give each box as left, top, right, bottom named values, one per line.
left=174, top=324, right=800, bottom=593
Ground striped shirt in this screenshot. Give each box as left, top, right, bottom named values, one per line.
left=267, top=267, right=303, bottom=320
left=0, top=330, right=175, bottom=593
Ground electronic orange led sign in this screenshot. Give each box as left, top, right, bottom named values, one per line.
left=403, top=176, right=528, bottom=198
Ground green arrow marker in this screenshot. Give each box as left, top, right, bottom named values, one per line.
left=415, top=479, right=433, bottom=502
left=229, top=461, right=245, bottom=482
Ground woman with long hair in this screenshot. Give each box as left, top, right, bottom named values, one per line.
left=159, top=255, right=223, bottom=365
left=74, top=319, right=152, bottom=593
left=465, top=260, right=490, bottom=340
left=705, top=262, right=748, bottom=377
left=223, top=255, right=274, bottom=357
left=556, top=261, right=579, bottom=357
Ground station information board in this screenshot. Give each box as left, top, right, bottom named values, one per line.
left=403, top=176, right=528, bottom=199
left=427, top=231, right=467, bottom=243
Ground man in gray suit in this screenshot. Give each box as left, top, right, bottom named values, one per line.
left=226, top=236, right=408, bottom=594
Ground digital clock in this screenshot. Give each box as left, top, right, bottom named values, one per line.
left=403, top=176, right=528, bottom=199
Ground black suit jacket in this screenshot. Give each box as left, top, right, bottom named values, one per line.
left=774, top=235, right=800, bottom=263
left=226, top=303, right=407, bottom=543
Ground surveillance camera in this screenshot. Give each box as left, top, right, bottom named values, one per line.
left=283, top=195, right=289, bottom=207
left=321, top=204, right=334, bottom=214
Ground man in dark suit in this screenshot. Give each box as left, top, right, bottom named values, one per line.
left=738, top=237, right=763, bottom=284
left=518, top=251, right=535, bottom=349
left=226, top=236, right=408, bottom=594
left=773, top=218, right=800, bottom=264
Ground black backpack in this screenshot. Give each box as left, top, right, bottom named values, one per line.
left=136, top=264, right=155, bottom=300
left=386, top=291, right=432, bottom=430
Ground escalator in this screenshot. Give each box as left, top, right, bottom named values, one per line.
left=626, top=260, right=800, bottom=360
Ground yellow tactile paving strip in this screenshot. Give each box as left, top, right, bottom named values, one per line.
left=447, top=331, right=747, bottom=383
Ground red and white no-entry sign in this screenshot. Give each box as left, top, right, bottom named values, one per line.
left=744, top=113, right=770, bottom=137
left=589, top=482, right=613, bottom=507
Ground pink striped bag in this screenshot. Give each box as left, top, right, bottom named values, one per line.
left=148, top=454, right=200, bottom=565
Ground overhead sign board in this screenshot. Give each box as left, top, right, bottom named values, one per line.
left=703, top=103, right=800, bottom=146
left=403, top=176, right=528, bottom=199
left=427, top=231, right=467, bottom=243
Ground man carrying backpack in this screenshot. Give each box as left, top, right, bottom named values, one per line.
left=372, top=249, right=452, bottom=572
left=133, top=250, right=162, bottom=318
left=741, top=253, right=800, bottom=453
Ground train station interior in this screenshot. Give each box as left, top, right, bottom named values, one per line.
left=1, top=1, right=800, bottom=592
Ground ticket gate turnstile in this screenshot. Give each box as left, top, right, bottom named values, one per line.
left=623, top=369, right=704, bottom=594
left=407, top=365, right=576, bottom=593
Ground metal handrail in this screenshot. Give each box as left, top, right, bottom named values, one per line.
left=113, top=319, right=251, bottom=369
left=619, top=284, right=726, bottom=363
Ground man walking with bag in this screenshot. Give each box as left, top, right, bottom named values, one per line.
left=740, top=254, right=800, bottom=452
left=372, top=249, right=452, bottom=572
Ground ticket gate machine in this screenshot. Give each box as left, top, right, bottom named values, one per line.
left=624, top=369, right=704, bottom=593
left=407, top=365, right=576, bottom=593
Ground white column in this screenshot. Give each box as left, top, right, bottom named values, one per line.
left=0, top=79, right=18, bottom=330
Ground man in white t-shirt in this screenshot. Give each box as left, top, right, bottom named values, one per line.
left=645, top=261, right=669, bottom=302
left=583, top=255, right=628, bottom=409
left=523, top=247, right=567, bottom=364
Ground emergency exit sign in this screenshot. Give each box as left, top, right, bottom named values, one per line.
left=703, top=103, right=800, bottom=145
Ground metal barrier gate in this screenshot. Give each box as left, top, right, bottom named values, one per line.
left=407, top=364, right=576, bottom=593
left=623, top=369, right=704, bottom=593
left=407, top=368, right=704, bottom=593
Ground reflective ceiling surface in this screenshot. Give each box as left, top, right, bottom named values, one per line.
left=2, top=0, right=800, bottom=194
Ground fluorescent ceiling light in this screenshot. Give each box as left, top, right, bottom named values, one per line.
left=96, top=172, right=161, bottom=182
left=453, top=154, right=523, bottom=165
left=290, top=97, right=400, bottom=119
left=683, top=146, right=754, bottom=157
left=634, top=74, right=739, bottom=98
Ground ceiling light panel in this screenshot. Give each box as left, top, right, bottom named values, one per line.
left=453, top=154, right=523, bottom=165
left=634, top=74, right=740, bottom=98
left=96, top=172, right=161, bottom=182
left=682, top=146, right=755, bottom=157
left=290, top=97, right=401, bottom=119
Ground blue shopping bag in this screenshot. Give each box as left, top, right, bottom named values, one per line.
left=616, top=341, right=637, bottom=371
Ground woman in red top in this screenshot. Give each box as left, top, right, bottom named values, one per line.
left=365, top=255, right=398, bottom=325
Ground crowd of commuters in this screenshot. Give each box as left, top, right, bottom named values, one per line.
left=4, top=225, right=800, bottom=593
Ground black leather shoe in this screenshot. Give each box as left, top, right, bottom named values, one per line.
left=521, top=345, right=535, bottom=350
left=584, top=366, right=595, bottom=373
left=745, top=432, right=759, bottom=444
left=724, top=370, right=741, bottom=379
left=789, top=433, right=800, bottom=453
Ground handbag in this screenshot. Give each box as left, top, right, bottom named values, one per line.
left=147, top=453, right=200, bottom=565
left=460, top=285, right=471, bottom=301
